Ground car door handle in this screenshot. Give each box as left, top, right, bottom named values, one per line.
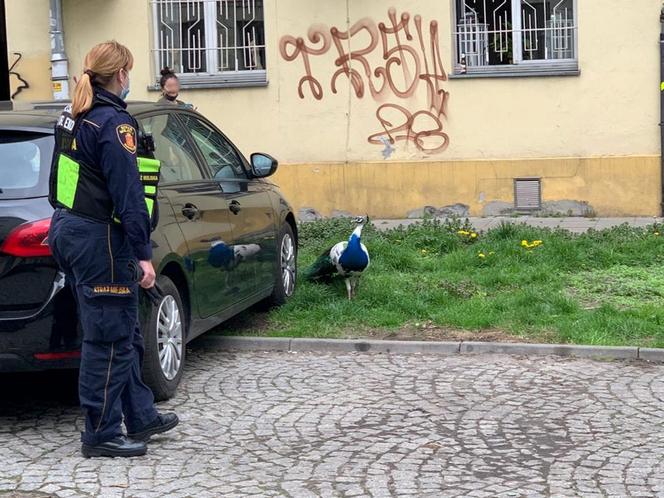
left=182, top=203, right=199, bottom=220
left=229, top=200, right=241, bottom=215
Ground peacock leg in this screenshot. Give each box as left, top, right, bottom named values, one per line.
left=345, top=278, right=352, bottom=300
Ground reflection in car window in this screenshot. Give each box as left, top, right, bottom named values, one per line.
left=0, top=134, right=52, bottom=199
left=0, top=141, right=40, bottom=188
left=139, top=114, right=203, bottom=183
left=178, top=114, right=246, bottom=194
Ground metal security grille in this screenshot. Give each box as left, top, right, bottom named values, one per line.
left=151, top=0, right=266, bottom=84
left=454, top=0, right=577, bottom=71
left=514, top=178, right=542, bottom=211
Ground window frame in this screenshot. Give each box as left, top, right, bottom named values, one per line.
left=150, top=0, right=268, bottom=89
left=178, top=113, right=249, bottom=181
left=137, top=110, right=211, bottom=186
left=451, top=0, right=579, bottom=78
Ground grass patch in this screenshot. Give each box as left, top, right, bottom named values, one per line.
left=216, top=218, right=664, bottom=348
left=569, top=265, right=664, bottom=309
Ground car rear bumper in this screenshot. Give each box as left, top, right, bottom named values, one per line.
left=0, top=271, right=65, bottom=321
left=0, top=352, right=79, bottom=372
left=0, top=284, right=81, bottom=372
left=0, top=352, right=36, bottom=372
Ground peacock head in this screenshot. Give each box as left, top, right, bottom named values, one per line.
left=353, top=215, right=369, bottom=226
left=350, top=215, right=370, bottom=240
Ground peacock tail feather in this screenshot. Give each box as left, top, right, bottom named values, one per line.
left=302, top=246, right=337, bottom=281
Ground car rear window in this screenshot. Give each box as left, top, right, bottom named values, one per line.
left=0, top=132, right=53, bottom=200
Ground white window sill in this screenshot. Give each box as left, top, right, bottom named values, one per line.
left=450, top=63, right=580, bottom=79
left=449, top=69, right=580, bottom=79
left=147, top=70, right=268, bottom=91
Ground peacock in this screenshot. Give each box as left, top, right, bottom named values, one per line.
left=208, top=241, right=261, bottom=271
left=303, top=216, right=370, bottom=299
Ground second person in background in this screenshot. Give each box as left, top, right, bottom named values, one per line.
left=157, top=67, right=194, bottom=110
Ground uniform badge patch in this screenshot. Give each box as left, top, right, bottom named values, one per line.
left=116, top=124, right=137, bottom=154
left=92, top=284, right=132, bottom=295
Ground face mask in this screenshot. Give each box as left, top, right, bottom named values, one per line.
left=165, top=93, right=178, bottom=102
left=120, top=71, right=130, bottom=100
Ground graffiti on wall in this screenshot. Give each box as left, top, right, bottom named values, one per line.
left=279, top=8, right=450, bottom=155
left=9, top=53, right=30, bottom=99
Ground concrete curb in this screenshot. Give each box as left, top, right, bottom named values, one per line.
left=459, top=342, right=638, bottom=360
left=637, top=348, right=664, bottom=362
left=194, top=336, right=664, bottom=362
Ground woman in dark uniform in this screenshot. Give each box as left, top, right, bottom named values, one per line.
left=48, top=41, right=178, bottom=458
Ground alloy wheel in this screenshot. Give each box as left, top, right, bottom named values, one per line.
left=281, top=233, right=296, bottom=296
left=156, top=295, right=183, bottom=381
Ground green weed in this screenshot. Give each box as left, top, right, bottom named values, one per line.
left=216, top=220, right=664, bottom=348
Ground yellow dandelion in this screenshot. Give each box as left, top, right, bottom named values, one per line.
left=478, top=252, right=486, bottom=259
left=471, top=233, right=478, bottom=239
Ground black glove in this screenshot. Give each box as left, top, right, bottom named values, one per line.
left=127, top=260, right=165, bottom=306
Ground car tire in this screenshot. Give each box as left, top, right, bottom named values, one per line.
left=142, top=275, right=186, bottom=401
left=265, top=222, right=297, bottom=307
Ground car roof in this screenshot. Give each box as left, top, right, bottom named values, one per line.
left=0, top=101, right=180, bottom=133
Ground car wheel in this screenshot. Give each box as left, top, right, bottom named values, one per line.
left=265, top=222, right=297, bottom=307
left=142, top=275, right=186, bottom=401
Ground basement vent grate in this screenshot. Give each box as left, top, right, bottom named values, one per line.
left=514, top=178, right=542, bottom=211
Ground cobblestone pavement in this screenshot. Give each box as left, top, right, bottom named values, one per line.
left=1, top=348, right=663, bottom=498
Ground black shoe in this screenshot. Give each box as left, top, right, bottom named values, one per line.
left=128, top=412, right=179, bottom=441
left=81, top=435, right=147, bottom=458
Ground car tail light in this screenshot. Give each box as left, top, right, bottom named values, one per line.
left=34, top=350, right=81, bottom=361
left=0, top=218, right=52, bottom=257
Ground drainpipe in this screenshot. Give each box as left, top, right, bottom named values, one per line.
left=661, top=3, right=664, bottom=215
left=49, top=0, right=69, bottom=100
left=0, top=0, right=10, bottom=107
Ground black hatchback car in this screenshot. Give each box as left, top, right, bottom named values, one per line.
left=0, top=102, right=298, bottom=399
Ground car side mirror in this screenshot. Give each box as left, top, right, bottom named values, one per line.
left=250, top=153, right=278, bottom=178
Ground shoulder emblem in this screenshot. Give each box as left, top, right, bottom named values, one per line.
left=116, top=124, right=137, bottom=154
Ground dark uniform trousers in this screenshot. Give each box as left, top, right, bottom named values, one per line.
left=49, top=209, right=157, bottom=445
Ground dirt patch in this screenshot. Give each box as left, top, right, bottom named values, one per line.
left=213, top=309, right=272, bottom=335
left=215, top=313, right=553, bottom=344
left=347, top=322, right=549, bottom=343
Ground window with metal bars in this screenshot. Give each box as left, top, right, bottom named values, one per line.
left=454, top=0, right=577, bottom=75
left=151, top=0, right=267, bottom=88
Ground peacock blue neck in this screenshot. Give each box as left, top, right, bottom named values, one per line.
left=339, top=228, right=368, bottom=270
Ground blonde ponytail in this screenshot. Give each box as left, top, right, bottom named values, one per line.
left=71, top=72, right=94, bottom=117
left=71, top=40, right=134, bottom=117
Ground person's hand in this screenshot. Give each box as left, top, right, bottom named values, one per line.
left=138, top=260, right=156, bottom=289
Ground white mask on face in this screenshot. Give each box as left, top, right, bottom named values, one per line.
left=120, top=69, right=130, bottom=100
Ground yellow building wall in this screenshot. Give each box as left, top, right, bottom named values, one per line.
left=4, top=0, right=663, bottom=217
left=274, top=156, right=661, bottom=217
left=6, top=0, right=52, bottom=101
